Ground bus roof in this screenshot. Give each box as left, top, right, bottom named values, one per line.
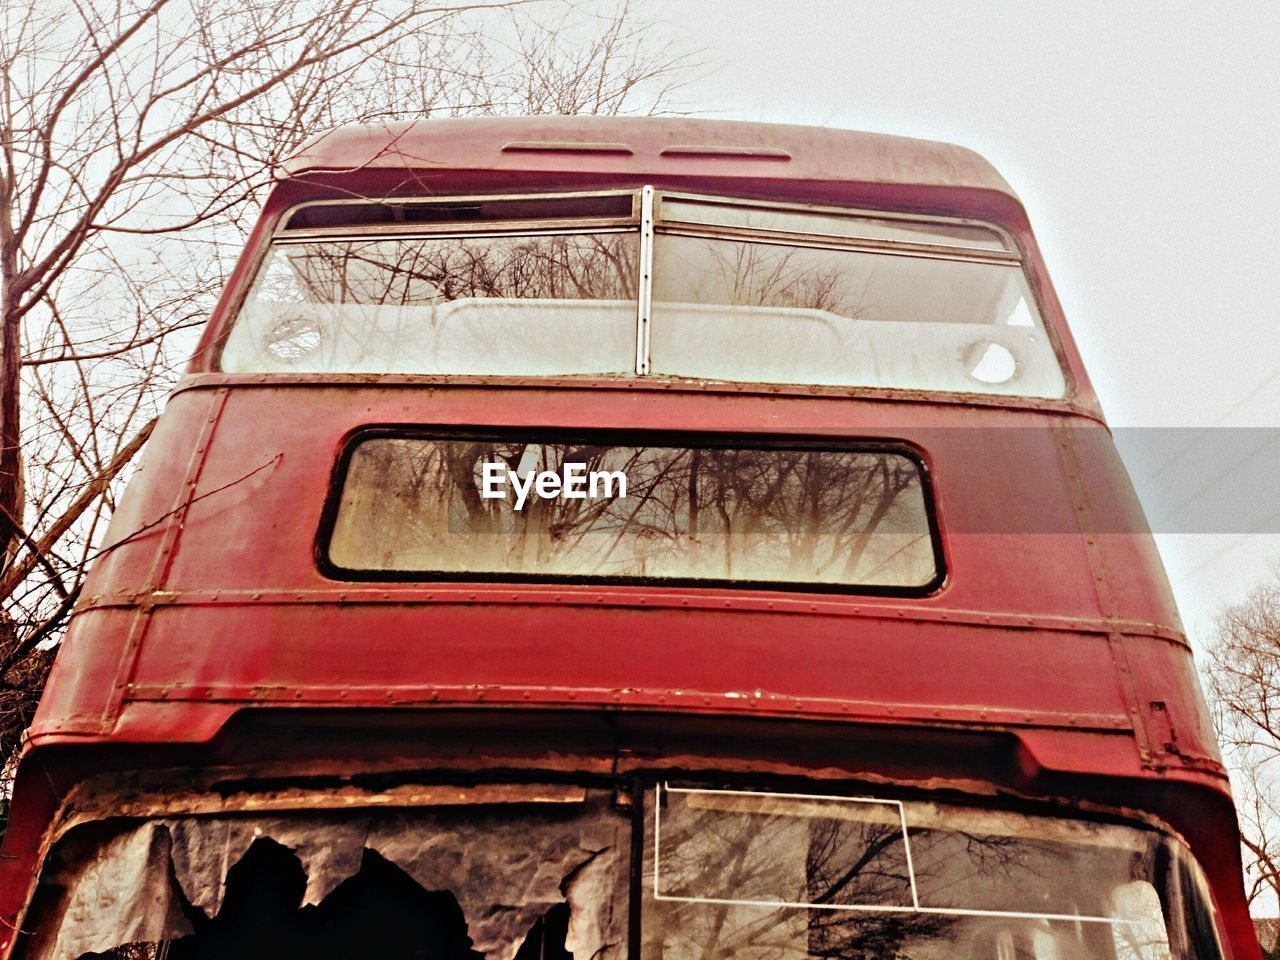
left=281, top=115, right=1019, bottom=200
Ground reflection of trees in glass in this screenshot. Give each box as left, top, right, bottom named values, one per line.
left=246, top=234, right=640, bottom=374
left=264, top=234, right=638, bottom=306
left=655, top=238, right=874, bottom=319
left=644, top=794, right=1186, bottom=960
left=330, top=439, right=934, bottom=586
left=646, top=799, right=954, bottom=960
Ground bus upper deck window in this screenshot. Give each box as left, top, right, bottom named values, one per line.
left=220, top=192, right=641, bottom=378
left=649, top=197, right=1066, bottom=398
left=218, top=189, right=1068, bottom=399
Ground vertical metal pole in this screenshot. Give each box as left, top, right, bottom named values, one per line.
left=636, top=185, right=655, bottom=375
left=628, top=779, right=645, bottom=960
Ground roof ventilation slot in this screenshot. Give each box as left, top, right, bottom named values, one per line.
left=660, top=145, right=792, bottom=161
left=501, top=140, right=634, bottom=156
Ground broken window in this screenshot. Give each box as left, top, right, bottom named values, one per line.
left=17, top=784, right=1228, bottom=960
left=22, top=793, right=627, bottom=960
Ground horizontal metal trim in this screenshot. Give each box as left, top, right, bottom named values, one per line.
left=166, top=372, right=1105, bottom=423
left=118, top=682, right=1134, bottom=732
left=73, top=587, right=1187, bottom=645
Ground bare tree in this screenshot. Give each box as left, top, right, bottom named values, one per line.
left=1207, top=564, right=1280, bottom=917
left=0, top=0, right=693, bottom=808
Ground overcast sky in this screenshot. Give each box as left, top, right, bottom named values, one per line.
left=644, top=0, right=1280, bottom=642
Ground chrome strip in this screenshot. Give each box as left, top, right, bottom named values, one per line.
left=636, top=185, right=655, bottom=375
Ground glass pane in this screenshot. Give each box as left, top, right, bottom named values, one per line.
left=327, top=436, right=938, bottom=589
left=649, top=235, right=1066, bottom=397
left=654, top=790, right=912, bottom=908
left=285, top=193, right=634, bottom=229
left=645, top=787, right=1216, bottom=960
left=660, top=198, right=1011, bottom=251
left=220, top=232, right=639, bottom=375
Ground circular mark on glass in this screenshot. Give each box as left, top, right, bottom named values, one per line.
left=964, top=341, right=1017, bottom=385
left=264, top=315, right=321, bottom=361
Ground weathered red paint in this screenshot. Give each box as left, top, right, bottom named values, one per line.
left=0, top=118, right=1258, bottom=960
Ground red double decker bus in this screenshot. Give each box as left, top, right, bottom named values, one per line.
left=0, top=117, right=1259, bottom=960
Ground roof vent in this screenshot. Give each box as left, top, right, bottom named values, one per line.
left=660, top=145, right=792, bottom=161
left=502, top=140, right=634, bottom=156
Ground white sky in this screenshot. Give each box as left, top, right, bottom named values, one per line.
left=647, top=0, right=1280, bottom=644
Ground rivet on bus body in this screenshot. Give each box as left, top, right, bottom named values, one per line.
left=430, top=692, right=439, bottom=701
left=252, top=593, right=261, bottom=601
left=658, top=695, right=666, bottom=703
left=794, top=702, right=804, bottom=710
left=522, top=691, right=530, bottom=699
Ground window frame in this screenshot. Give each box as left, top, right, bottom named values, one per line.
left=315, top=427, right=947, bottom=597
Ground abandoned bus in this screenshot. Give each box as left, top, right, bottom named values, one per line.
left=0, top=117, right=1260, bottom=960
